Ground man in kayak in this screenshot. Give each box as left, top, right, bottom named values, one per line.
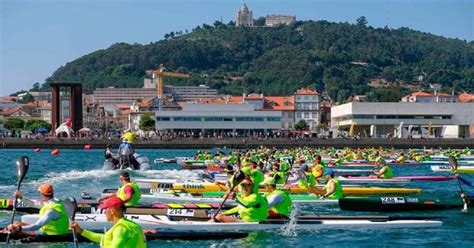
left=395, top=152, right=406, bottom=163
left=320, top=169, right=344, bottom=199
left=70, top=196, right=147, bottom=247
left=264, top=177, right=292, bottom=218
left=215, top=179, right=268, bottom=222
left=118, top=138, right=134, bottom=168
left=311, top=155, right=325, bottom=181
left=6, top=183, right=69, bottom=235
left=374, top=160, right=394, bottom=179
left=97, top=172, right=141, bottom=207
left=241, top=161, right=264, bottom=194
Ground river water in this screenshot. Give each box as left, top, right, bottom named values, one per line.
left=0, top=148, right=473, bottom=247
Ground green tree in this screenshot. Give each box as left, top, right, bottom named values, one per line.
left=25, top=119, right=52, bottom=132
left=356, top=16, right=368, bottom=27
left=4, top=118, right=25, bottom=130
left=30, top=82, right=40, bottom=91
left=20, top=93, right=35, bottom=103
left=139, top=113, right=155, bottom=131
left=294, top=120, right=309, bottom=130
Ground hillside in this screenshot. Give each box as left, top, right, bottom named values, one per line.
left=43, top=20, right=474, bottom=102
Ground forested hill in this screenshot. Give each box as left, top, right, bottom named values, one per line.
left=43, top=20, right=473, bottom=102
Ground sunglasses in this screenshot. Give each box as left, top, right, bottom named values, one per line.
left=241, top=184, right=252, bottom=188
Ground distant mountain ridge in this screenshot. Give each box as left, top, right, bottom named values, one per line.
left=43, top=20, right=474, bottom=102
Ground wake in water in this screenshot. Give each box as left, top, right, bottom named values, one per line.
left=41, top=169, right=201, bottom=184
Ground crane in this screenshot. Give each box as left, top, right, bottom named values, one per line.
left=146, top=64, right=191, bottom=98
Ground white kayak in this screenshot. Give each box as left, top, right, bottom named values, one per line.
left=22, top=214, right=442, bottom=231
left=139, top=192, right=338, bottom=205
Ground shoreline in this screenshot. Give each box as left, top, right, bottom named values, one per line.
left=0, top=137, right=473, bottom=149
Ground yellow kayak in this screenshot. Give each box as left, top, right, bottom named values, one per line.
left=456, top=168, right=474, bottom=174
left=148, top=182, right=421, bottom=196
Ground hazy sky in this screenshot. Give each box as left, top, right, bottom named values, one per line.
left=1, top=0, right=472, bottom=95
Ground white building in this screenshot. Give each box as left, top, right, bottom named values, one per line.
left=265, top=15, right=295, bottom=27
left=155, top=103, right=281, bottom=136
left=331, top=102, right=474, bottom=138
left=294, top=88, right=321, bottom=131
left=401, top=91, right=458, bottom=103
left=236, top=4, right=253, bottom=27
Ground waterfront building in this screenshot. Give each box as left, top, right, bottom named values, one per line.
left=331, top=102, right=474, bottom=138
left=155, top=103, right=281, bottom=136
left=265, top=15, right=296, bottom=27
left=400, top=91, right=458, bottom=103
left=95, top=83, right=218, bottom=105
left=294, top=88, right=321, bottom=131
left=93, top=87, right=156, bottom=105
left=236, top=4, right=253, bottom=27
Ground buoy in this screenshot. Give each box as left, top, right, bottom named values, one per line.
left=34, top=148, right=41, bottom=153
left=84, top=144, right=92, bottom=150
left=51, top=149, right=60, bottom=156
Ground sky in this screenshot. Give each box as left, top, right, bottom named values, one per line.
left=0, top=0, right=472, bottom=96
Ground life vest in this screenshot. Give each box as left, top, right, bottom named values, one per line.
left=325, top=179, right=343, bottom=199
left=274, top=171, right=286, bottom=184
left=117, top=182, right=141, bottom=206
left=396, top=156, right=406, bottom=163
left=267, top=189, right=292, bottom=217
left=241, top=167, right=264, bottom=194
left=100, top=218, right=147, bottom=248
left=311, top=164, right=324, bottom=179
left=39, top=200, right=69, bottom=235
left=298, top=172, right=316, bottom=189
left=380, top=166, right=394, bottom=179
left=235, top=193, right=268, bottom=222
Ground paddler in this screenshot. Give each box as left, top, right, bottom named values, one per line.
left=241, top=161, right=264, bottom=194
left=97, top=172, right=141, bottom=207
left=373, top=160, right=394, bottom=179
left=320, top=169, right=344, bottom=199
left=395, top=152, right=406, bottom=163
left=70, top=196, right=147, bottom=247
left=215, top=179, right=268, bottom=222
left=311, top=155, right=325, bottom=181
left=264, top=177, right=292, bottom=218
left=6, top=183, right=69, bottom=235
left=269, top=162, right=287, bottom=184
left=215, top=164, right=236, bottom=197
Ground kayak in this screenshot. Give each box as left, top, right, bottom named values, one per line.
left=337, top=176, right=455, bottom=183
left=0, top=231, right=248, bottom=242
left=341, top=161, right=422, bottom=167
left=339, top=196, right=470, bottom=212
left=430, top=165, right=474, bottom=174
left=135, top=179, right=422, bottom=195
left=135, top=192, right=338, bottom=205
left=21, top=214, right=443, bottom=231
left=0, top=198, right=230, bottom=216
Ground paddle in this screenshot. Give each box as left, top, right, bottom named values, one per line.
left=64, top=196, right=79, bottom=248
left=449, top=156, right=468, bottom=212
left=5, top=156, right=29, bottom=246
left=212, top=170, right=245, bottom=220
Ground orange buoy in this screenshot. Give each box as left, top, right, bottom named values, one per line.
left=51, top=149, right=60, bottom=156
left=84, top=144, right=92, bottom=150
left=34, top=148, right=41, bottom=153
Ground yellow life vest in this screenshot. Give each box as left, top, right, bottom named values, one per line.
left=117, top=182, right=141, bottom=207
left=39, top=200, right=69, bottom=235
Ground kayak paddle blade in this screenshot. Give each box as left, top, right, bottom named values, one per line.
left=16, top=156, right=29, bottom=186
left=63, top=197, right=78, bottom=221
left=233, top=170, right=245, bottom=186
